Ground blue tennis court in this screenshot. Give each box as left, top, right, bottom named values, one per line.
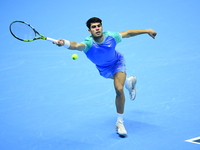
left=0, top=0, right=200, bottom=149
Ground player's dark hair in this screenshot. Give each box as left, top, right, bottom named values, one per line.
left=86, top=17, right=102, bottom=29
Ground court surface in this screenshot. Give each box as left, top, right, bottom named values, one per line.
left=0, top=0, right=200, bottom=149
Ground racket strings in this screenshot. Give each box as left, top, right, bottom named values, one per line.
left=10, top=22, right=36, bottom=41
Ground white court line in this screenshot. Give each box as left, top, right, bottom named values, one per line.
left=185, top=136, right=200, bottom=145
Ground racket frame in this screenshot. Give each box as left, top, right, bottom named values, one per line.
left=9, top=20, right=57, bottom=43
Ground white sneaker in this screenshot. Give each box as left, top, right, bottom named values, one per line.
left=125, top=76, right=137, bottom=100
left=115, top=121, right=127, bottom=136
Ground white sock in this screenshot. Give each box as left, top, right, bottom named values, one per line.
left=117, top=113, right=123, bottom=122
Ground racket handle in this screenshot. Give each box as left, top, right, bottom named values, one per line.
left=46, top=37, right=58, bottom=43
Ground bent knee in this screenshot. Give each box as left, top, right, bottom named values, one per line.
left=115, top=87, right=124, bottom=96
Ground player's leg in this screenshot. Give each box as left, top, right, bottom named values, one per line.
left=113, top=72, right=127, bottom=136
left=114, top=72, right=126, bottom=114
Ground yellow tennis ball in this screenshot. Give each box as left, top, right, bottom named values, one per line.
left=72, top=54, right=78, bottom=60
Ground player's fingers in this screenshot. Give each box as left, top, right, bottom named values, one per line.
left=56, top=39, right=61, bottom=45
left=152, top=33, right=157, bottom=39
left=58, top=39, right=64, bottom=44
left=56, top=39, right=64, bottom=46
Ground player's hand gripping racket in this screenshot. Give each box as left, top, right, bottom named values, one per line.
left=9, top=20, right=58, bottom=43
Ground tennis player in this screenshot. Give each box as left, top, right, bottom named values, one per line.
left=55, top=17, right=157, bottom=136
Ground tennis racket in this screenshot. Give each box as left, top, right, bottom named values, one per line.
left=9, top=20, right=58, bottom=43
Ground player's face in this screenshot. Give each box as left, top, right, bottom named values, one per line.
left=89, top=22, right=103, bottom=38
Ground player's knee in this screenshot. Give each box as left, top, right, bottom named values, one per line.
left=115, top=86, right=124, bottom=96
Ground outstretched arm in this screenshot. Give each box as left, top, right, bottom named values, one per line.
left=54, top=39, right=86, bottom=51
left=120, top=29, right=157, bottom=39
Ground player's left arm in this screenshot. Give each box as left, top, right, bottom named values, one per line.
left=119, top=29, right=157, bottom=39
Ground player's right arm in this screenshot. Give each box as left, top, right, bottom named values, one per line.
left=55, top=39, right=86, bottom=51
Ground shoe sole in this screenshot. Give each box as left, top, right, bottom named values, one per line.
left=115, top=125, right=127, bottom=136
left=129, top=76, right=137, bottom=100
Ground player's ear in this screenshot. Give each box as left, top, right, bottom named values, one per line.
left=88, top=29, right=91, bottom=34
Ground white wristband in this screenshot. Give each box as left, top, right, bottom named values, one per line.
left=64, top=40, right=70, bottom=49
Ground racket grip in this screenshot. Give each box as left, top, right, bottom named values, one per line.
left=46, top=37, right=58, bottom=43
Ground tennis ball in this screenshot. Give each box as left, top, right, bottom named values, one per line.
left=72, top=54, right=78, bottom=60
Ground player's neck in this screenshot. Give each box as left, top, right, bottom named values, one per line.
left=93, top=35, right=104, bottom=43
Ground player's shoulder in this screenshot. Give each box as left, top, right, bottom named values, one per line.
left=104, top=31, right=122, bottom=44
left=104, top=31, right=116, bottom=36
left=104, top=31, right=121, bottom=38
left=81, top=35, right=93, bottom=53
left=84, top=35, right=93, bottom=41
left=83, top=31, right=119, bottom=40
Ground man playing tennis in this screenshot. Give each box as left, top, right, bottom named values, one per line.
left=55, top=17, right=157, bottom=136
